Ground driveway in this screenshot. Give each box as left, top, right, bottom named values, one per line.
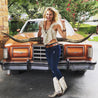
left=0, top=41, right=98, bottom=98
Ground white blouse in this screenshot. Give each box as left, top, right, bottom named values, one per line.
left=39, top=21, right=58, bottom=45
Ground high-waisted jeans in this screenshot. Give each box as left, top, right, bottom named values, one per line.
left=45, top=45, right=62, bottom=80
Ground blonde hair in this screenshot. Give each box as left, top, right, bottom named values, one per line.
left=43, top=7, right=59, bottom=22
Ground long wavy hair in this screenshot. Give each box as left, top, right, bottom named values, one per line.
left=43, top=7, right=59, bottom=22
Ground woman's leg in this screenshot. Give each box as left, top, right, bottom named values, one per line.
left=51, top=45, right=62, bottom=80
left=46, top=45, right=62, bottom=80
left=46, top=45, right=63, bottom=97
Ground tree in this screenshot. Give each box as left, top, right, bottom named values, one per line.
left=58, top=0, right=98, bottom=29
left=8, top=0, right=43, bottom=19
left=36, top=0, right=98, bottom=29
left=8, top=0, right=98, bottom=29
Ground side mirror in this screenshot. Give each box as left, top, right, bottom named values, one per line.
left=17, top=29, right=20, bottom=32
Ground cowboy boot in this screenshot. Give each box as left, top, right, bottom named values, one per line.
left=59, top=76, right=67, bottom=94
left=48, top=77, right=63, bottom=97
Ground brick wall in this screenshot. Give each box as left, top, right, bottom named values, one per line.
left=0, top=0, right=9, bottom=60
left=0, top=0, right=9, bottom=36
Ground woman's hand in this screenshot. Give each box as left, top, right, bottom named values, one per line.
left=61, top=19, right=66, bottom=30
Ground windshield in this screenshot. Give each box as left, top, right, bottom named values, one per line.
left=23, top=21, right=39, bottom=32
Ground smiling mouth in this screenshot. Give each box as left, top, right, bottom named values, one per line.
left=47, top=18, right=50, bottom=19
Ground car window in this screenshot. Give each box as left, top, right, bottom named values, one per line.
left=23, top=21, right=39, bottom=32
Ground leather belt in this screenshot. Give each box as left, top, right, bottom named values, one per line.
left=45, top=42, right=59, bottom=48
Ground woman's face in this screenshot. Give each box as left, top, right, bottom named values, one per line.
left=45, top=10, right=54, bottom=21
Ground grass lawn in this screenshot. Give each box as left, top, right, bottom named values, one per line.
left=89, top=36, right=98, bottom=41
left=76, top=23, right=98, bottom=41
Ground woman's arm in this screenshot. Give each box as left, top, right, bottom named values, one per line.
left=37, top=25, right=42, bottom=43
left=37, top=25, right=42, bottom=37
left=57, top=23, right=66, bottom=38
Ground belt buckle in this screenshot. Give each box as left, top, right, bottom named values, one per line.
left=45, top=44, right=52, bottom=48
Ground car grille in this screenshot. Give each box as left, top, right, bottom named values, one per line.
left=33, top=44, right=64, bottom=61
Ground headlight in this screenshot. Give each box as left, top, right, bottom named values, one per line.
left=88, top=47, right=93, bottom=58
left=3, top=48, right=8, bottom=59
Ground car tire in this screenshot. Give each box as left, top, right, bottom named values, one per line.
left=10, top=70, right=24, bottom=75
left=75, top=70, right=86, bottom=76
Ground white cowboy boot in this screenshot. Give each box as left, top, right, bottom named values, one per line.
left=59, top=76, right=67, bottom=94
left=48, top=77, right=63, bottom=97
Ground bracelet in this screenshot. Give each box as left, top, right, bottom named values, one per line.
left=63, top=29, right=66, bottom=32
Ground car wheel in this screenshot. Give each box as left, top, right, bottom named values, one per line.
left=75, top=70, right=86, bottom=76
left=11, top=70, right=20, bottom=75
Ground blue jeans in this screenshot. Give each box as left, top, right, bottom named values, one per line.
left=45, top=45, right=62, bottom=80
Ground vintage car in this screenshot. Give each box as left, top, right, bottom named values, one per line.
left=0, top=18, right=96, bottom=75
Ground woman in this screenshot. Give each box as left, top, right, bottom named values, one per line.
left=38, top=7, right=67, bottom=97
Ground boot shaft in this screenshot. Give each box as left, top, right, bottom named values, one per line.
left=59, top=76, right=67, bottom=93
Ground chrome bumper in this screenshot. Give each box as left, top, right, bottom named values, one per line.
left=0, top=60, right=96, bottom=71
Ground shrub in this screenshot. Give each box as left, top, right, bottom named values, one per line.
left=76, top=23, right=96, bottom=35
left=79, top=26, right=96, bottom=34
left=9, top=20, right=25, bottom=35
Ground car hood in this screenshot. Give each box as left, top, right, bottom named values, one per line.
left=5, top=32, right=38, bottom=47
left=5, top=32, right=85, bottom=47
